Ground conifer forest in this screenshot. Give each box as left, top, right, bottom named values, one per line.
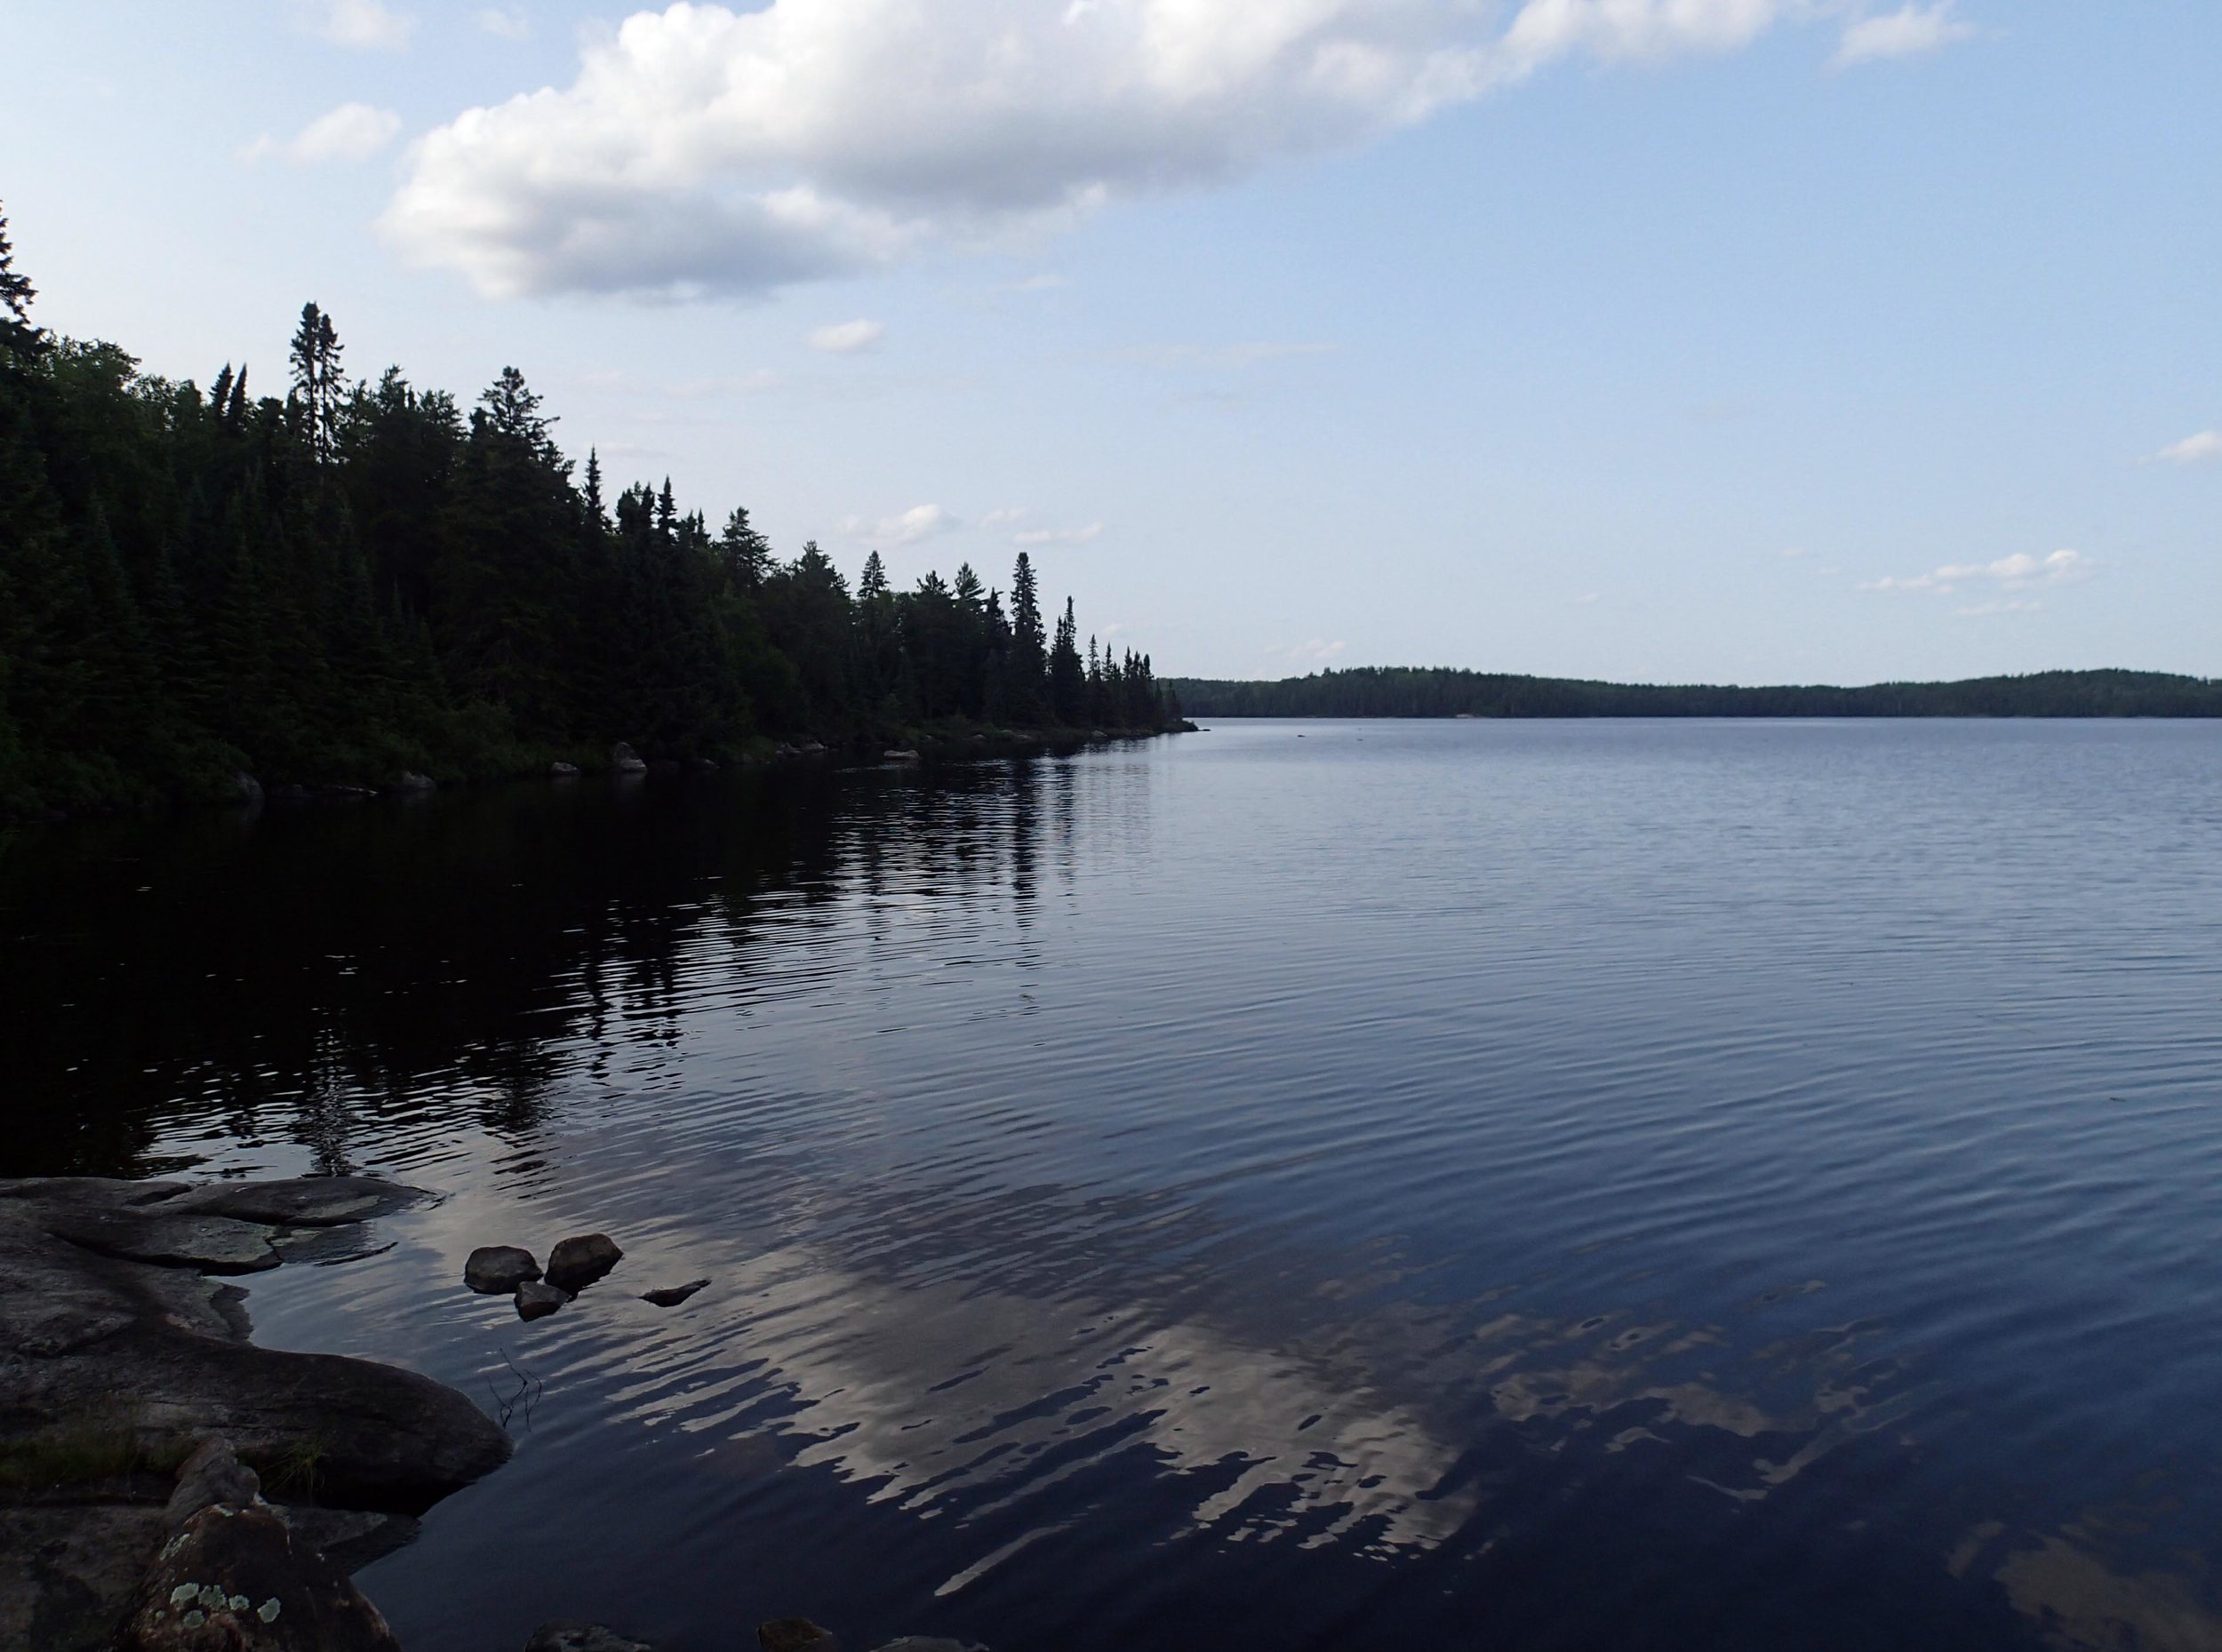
left=0, top=205, right=1179, bottom=818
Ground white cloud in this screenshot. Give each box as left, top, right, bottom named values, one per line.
left=2146, top=430, right=2222, bottom=467
left=241, top=102, right=404, bottom=165
left=979, top=507, right=1027, bottom=529
left=1282, top=637, right=1349, bottom=664
left=1012, top=522, right=1105, bottom=547
left=843, top=503, right=960, bottom=546
left=1831, top=4, right=1976, bottom=69
left=301, top=0, right=415, bottom=50
left=384, top=0, right=1822, bottom=299
left=1863, top=547, right=2089, bottom=597
left=808, top=317, right=884, bottom=353
left=477, top=6, right=532, bottom=39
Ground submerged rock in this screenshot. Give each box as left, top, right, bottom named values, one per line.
left=545, top=1233, right=622, bottom=1293
left=464, top=1246, right=541, bottom=1294
left=525, top=1624, right=655, bottom=1652
left=639, top=1280, right=709, bottom=1308
left=120, top=1503, right=399, bottom=1651
left=514, top=1281, right=568, bottom=1321
left=759, top=1619, right=838, bottom=1652
left=162, top=1177, right=429, bottom=1230
left=611, top=743, right=648, bottom=774
left=269, top=1506, right=419, bottom=1576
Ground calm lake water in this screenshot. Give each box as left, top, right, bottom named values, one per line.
left=8, top=720, right=2222, bottom=1652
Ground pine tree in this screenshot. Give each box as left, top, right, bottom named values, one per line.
left=0, top=202, right=44, bottom=360
left=287, top=302, right=344, bottom=464
left=1049, top=595, right=1084, bottom=727
left=1003, top=552, right=1047, bottom=726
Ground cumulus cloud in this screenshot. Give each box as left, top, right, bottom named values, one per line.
left=2146, top=430, right=2222, bottom=467
left=384, top=0, right=1822, bottom=299
left=1863, top=547, right=2089, bottom=596
left=1012, top=522, right=1105, bottom=547
left=843, top=503, right=961, bottom=546
left=241, top=102, right=404, bottom=164
left=300, top=0, right=415, bottom=50
left=1832, top=3, right=1976, bottom=68
left=808, top=317, right=884, bottom=353
left=477, top=6, right=532, bottom=39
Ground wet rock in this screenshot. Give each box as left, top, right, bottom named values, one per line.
left=161, top=1177, right=429, bottom=1230
left=235, top=773, right=264, bottom=806
left=611, top=743, right=648, bottom=774
left=759, top=1618, right=838, bottom=1652
left=270, top=1507, right=419, bottom=1576
left=515, top=1281, right=568, bottom=1321
left=640, top=1280, right=709, bottom=1308
left=465, top=1246, right=541, bottom=1294
left=524, top=1624, right=655, bottom=1652
left=43, top=1208, right=281, bottom=1275
left=268, top=1225, right=395, bottom=1267
left=883, top=749, right=921, bottom=762
left=119, top=1502, right=399, bottom=1651
left=551, top=761, right=581, bottom=778
left=164, top=1437, right=260, bottom=1527
left=389, top=772, right=435, bottom=794
left=545, top=1233, right=622, bottom=1293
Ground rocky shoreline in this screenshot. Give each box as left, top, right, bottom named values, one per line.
left=0, top=1174, right=983, bottom=1652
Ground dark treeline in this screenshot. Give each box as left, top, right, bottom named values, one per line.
left=1171, top=666, right=2222, bottom=720
left=0, top=206, right=1177, bottom=816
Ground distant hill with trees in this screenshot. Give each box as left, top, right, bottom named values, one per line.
left=1169, top=667, right=2222, bottom=720
left=0, top=203, right=1177, bottom=818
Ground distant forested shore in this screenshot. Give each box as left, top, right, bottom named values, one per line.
left=0, top=205, right=1179, bottom=818
left=1170, top=666, right=2222, bottom=720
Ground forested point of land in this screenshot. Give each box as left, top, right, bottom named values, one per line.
left=1170, top=667, right=2222, bottom=721
left=0, top=205, right=1179, bottom=818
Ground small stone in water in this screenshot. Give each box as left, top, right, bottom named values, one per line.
left=465, top=1246, right=541, bottom=1294
left=640, top=1279, right=709, bottom=1308
left=515, top=1281, right=569, bottom=1321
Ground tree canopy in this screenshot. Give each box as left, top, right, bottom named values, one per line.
left=0, top=205, right=1178, bottom=816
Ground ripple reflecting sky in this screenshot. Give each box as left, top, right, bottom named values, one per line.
left=9, top=721, right=2222, bottom=1651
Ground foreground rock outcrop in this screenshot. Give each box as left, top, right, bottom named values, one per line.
left=0, top=1175, right=511, bottom=1650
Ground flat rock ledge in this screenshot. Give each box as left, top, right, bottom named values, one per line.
left=0, top=1174, right=510, bottom=1652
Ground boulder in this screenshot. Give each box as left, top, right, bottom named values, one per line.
left=234, top=773, right=264, bottom=806
left=611, top=744, right=648, bottom=774
left=0, top=1504, right=173, bottom=1652
left=525, top=1624, right=654, bottom=1652
left=164, top=1438, right=261, bottom=1527
left=759, top=1619, right=838, bottom=1652
left=545, top=1234, right=622, bottom=1293
left=389, top=772, right=435, bottom=794
left=514, top=1281, right=567, bottom=1321
left=119, top=1503, right=399, bottom=1651
left=639, top=1280, right=709, bottom=1308
left=464, top=1246, right=541, bottom=1294
left=550, top=762, right=582, bottom=778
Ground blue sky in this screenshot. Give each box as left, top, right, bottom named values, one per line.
left=6, top=1, right=2217, bottom=682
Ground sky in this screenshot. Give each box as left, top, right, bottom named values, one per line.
left=4, top=0, right=2218, bottom=684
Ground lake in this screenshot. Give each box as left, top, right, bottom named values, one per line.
left=7, top=719, right=2222, bottom=1652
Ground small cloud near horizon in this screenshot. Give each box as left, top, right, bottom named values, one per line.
left=2144, top=430, right=2222, bottom=467
left=809, top=318, right=883, bottom=354
left=1013, top=523, right=1104, bottom=547
left=240, top=102, right=402, bottom=164
left=842, top=503, right=958, bottom=547
left=1280, top=638, right=1349, bottom=666
left=1863, top=547, right=2089, bottom=600
left=1831, top=3, right=1977, bottom=69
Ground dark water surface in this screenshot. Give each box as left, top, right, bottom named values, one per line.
left=8, top=720, right=2222, bottom=1652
